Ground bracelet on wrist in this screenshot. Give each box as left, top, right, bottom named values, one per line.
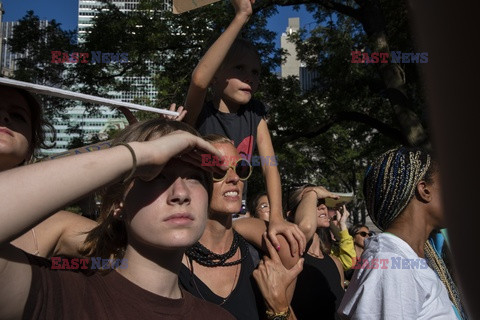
left=266, top=306, right=291, bottom=320
left=117, top=142, right=137, bottom=182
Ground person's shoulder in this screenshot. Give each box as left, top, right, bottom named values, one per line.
left=183, top=290, right=236, bottom=319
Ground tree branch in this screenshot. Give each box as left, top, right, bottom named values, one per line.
left=274, top=111, right=406, bottom=145
left=254, top=0, right=360, bottom=20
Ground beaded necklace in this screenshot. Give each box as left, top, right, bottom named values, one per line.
left=186, top=230, right=247, bottom=267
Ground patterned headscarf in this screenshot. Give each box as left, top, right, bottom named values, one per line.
left=363, top=146, right=431, bottom=231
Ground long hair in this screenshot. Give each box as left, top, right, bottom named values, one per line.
left=80, top=119, right=212, bottom=262
left=1, top=85, right=56, bottom=161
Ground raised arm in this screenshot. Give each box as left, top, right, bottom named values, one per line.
left=256, top=119, right=307, bottom=257
left=293, top=186, right=340, bottom=242
left=0, top=131, right=225, bottom=319
left=184, top=0, right=254, bottom=126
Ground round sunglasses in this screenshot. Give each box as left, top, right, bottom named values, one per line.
left=213, top=158, right=252, bottom=182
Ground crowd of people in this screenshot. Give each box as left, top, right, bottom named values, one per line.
left=0, top=0, right=469, bottom=319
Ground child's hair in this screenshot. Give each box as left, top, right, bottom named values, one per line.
left=222, top=38, right=261, bottom=69
left=80, top=119, right=213, bottom=262
left=1, top=85, right=56, bottom=159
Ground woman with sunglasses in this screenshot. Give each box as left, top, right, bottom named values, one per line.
left=348, top=224, right=372, bottom=260
left=180, top=134, right=305, bottom=320
left=284, top=184, right=346, bottom=320
left=343, top=224, right=373, bottom=284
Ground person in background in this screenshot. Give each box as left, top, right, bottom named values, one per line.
left=286, top=185, right=345, bottom=320
left=0, top=84, right=97, bottom=258
left=338, top=147, right=468, bottom=319
left=344, top=224, right=373, bottom=284
left=249, top=191, right=271, bottom=221
left=327, top=205, right=356, bottom=272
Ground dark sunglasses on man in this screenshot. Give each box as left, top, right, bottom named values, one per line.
left=213, top=158, right=252, bottom=182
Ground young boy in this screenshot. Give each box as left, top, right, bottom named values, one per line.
left=184, top=0, right=304, bottom=255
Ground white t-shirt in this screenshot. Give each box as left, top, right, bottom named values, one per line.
left=337, top=233, right=458, bottom=320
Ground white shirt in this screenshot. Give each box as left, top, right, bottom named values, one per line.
left=337, top=233, right=458, bottom=319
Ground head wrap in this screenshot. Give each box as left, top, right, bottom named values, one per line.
left=363, top=147, right=431, bottom=231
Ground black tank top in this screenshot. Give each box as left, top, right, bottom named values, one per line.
left=291, top=253, right=345, bottom=319
left=179, top=237, right=262, bottom=320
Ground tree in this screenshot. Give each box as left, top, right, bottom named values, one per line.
left=13, top=0, right=428, bottom=223
left=8, top=11, right=79, bottom=120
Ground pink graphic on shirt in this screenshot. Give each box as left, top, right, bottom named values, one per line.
left=236, top=136, right=254, bottom=161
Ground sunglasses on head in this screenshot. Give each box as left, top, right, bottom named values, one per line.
left=356, top=231, right=374, bottom=237
left=213, top=158, right=252, bottom=182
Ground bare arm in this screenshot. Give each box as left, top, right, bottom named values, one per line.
left=293, top=186, right=340, bottom=242
left=11, top=210, right=97, bottom=258
left=256, top=119, right=306, bottom=257
left=233, top=217, right=300, bottom=269
left=0, top=131, right=226, bottom=319
left=184, top=0, right=253, bottom=126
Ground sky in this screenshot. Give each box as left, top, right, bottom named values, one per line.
left=1, top=0, right=314, bottom=49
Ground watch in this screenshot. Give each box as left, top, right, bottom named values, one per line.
left=265, top=307, right=291, bottom=320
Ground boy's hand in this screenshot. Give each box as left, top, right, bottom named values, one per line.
left=231, top=0, right=254, bottom=18
left=161, top=103, right=187, bottom=122
left=267, top=216, right=306, bottom=257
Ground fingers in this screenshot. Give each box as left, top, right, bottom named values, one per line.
left=176, top=106, right=187, bottom=121
left=288, top=258, right=304, bottom=280
left=263, top=232, right=281, bottom=262
left=267, top=229, right=282, bottom=253
left=291, top=224, right=306, bottom=255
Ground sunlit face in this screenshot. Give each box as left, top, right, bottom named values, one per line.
left=255, top=195, right=270, bottom=221
left=213, top=51, right=261, bottom=107
left=0, top=87, right=32, bottom=170
left=316, top=202, right=330, bottom=228
left=122, top=159, right=209, bottom=249
left=354, top=227, right=370, bottom=249
left=209, top=143, right=244, bottom=215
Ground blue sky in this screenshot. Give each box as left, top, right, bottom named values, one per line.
left=1, top=0, right=314, bottom=49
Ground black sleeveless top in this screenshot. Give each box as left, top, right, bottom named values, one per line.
left=179, top=238, right=263, bottom=320
left=291, top=253, right=345, bottom=319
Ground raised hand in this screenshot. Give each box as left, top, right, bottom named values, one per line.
left=133, top=130, right=227, bottom=181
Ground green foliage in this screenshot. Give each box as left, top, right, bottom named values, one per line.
left=8, top=1, right=428, bottom=223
